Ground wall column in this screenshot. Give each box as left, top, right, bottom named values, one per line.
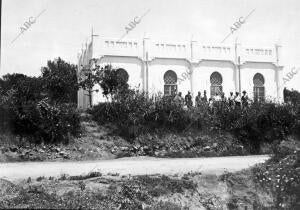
left=190, top=40, right=197, bottom=99
left=189, top=65, right=194, bottom=97
left=234, top=42, right=241, bottom=93
left=275, top=44, right=284, bottom=101
left=143, top=37, right=150, bottom=92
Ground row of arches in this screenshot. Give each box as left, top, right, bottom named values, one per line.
left=111, top=68, right=265, bottom=101
left=163, top=70, right=265, bottom=100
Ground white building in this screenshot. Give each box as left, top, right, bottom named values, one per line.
left=77, top=35, right=284, bottom=109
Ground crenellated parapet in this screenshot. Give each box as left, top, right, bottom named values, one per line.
left=81, top=36, right=281, bottom=66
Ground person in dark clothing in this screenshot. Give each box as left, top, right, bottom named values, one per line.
left=185, top=91, right=193, bottom=108
left=241, top=90, right=249, bottom=108
left=221, top=92, right=226, bottom=102
left=195, top=91, right=202, bottom=107
left=202, top=90, right=208, bottom=103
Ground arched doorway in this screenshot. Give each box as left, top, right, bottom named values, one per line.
left=210, top=71, right=223, bottom=98
left=163, top=70, right=177, bottom=96
left=253, top=73, right=265, bottom=102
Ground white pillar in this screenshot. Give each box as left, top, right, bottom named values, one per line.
left=234, top=42, right=241, bottom=93
left=275, top=44, right=284, bottom=102
left=143, top=37, right=150, bottom=92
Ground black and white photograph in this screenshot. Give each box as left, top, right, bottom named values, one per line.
left=0, top=0, right=300, bottom=209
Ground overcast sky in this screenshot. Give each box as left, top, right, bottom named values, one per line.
left=1, top=0, right=300, bottom=91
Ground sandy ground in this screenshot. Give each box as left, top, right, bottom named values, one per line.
left=0, top=155, right=269, bottom=181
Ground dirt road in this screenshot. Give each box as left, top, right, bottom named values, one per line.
left=0, top=155, right=269, bottom=181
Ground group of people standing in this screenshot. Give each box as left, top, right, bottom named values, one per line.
left=173, top=90, right=250, bottom=109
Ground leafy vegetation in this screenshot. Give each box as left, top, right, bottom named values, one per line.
left=252, top=140, right=300, bottom=209
left=79, top=63, right=129, bottom=105
left=90, top=88, right=300, bottom=153
left=0, top=58, right=80, bottom=144
left=284, top=87, right=300, bottom=106
left=0, top=174, right=197, bottom=209
left=41, top=57, right=78, bottom=103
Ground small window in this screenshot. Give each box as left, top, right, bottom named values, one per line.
left=164, top=70, right=177, bottom=96
left=210, top=72, right=223, bottom=98
left=253, top=73, right=265, bottom=102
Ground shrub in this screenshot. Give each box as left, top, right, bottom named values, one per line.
left=90, top=91, right=192, bottom=139
left=1, top=95, right=80, bottom=144
left=252, top=142, right=300, bottom=209
left=90, top=88, right=300, bottom=153
left=69, top=171, right=102, bottom=180
left=34, top=100, right=81, bottom=143
left=227, top=102, right=298, bottom=152
left=284, top=88, right=300, bottom=106
left=0, top=71, right=80, bottom=144
left=41, top=57, right=78, bottom=103
left=135, top=175, right=197, bottom=197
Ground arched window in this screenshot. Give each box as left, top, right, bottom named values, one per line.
left=164, top=70, right=177, bottom=96
left=116, top=68, right=129, bottom=82
left=253, top=73, right=265, bottom=102
left=210, top=72, right=223, bottom=98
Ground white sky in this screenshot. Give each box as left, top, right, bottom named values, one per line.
left=1, top=0, right=300, bottom=91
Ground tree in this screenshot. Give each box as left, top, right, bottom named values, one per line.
left=78, top=60, right=102, bottom=107
left=41, top=57, right=78, bottom=103
left=79, top=63, right=129, bottom=105
left=99, top=65, right=129, bottom=99
left=0, top=73, right=43, bottom=136
left=0, top=73, right=27, bottom=92
left=0, top=73, right=43, bottom=102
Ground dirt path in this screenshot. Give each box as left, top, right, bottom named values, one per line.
left=0, top=155, right=269, bottom=181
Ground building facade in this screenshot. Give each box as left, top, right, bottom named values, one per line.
left=77, top=36, right=284, bottom=109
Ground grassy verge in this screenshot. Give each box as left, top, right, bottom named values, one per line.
left=220, top=139, right=300, bottom=209
left=0, top=173, right=198, bottom=209
left=1, top=114, right=261, bottom=162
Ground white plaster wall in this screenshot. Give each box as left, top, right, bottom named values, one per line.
left=240, top=63, right=278, bottom=100
left=92, top=84, right=110, bottom=105
left=148, top=59, right=191, bottom=96
left=192, top=61, right=236, bottom=99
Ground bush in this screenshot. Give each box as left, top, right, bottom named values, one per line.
left=284, top=88, right=300, bottom=106
left=90, top=91, right=192, bottom=139
left=225, top=102, right=298, bottom=152
left=33, top=100, right=81, bottom=143
left=135, top=175, right=197, bottom=197
left=0, top=67, right=80, bottom=144
left=1, top=95, right=80, bottom=144
left=252, top=141, right=300, bottom=209
left=41, top=57, right=78, bottom=103
left=90, top=88, right=300, bottom=153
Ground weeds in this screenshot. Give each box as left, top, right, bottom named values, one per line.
left=252, top=141, right=300, bottom=209
left=69, top=171, right=102, bottom=180
left=78, top=180, right=86, bottom=191
left=91, top=90, right=300, bottom=154
left=36, top=176, right=45, bottom=182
